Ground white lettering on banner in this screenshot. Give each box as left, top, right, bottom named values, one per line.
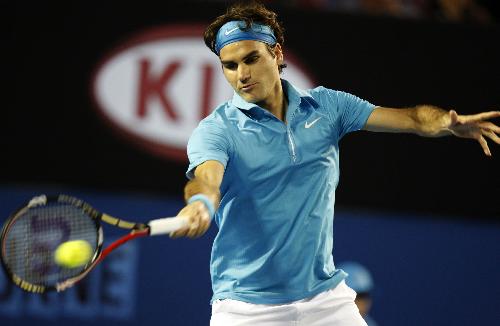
left=92, top=25, right=315, bottom=161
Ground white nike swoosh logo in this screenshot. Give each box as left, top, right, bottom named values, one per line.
left=225, top=27, right=240, bottom=35
left=305, top=117, right=322, bottom=129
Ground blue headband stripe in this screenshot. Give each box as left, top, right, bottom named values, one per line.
left=215, top=21, right=277, bottom=55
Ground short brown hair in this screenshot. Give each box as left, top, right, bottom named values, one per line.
left=204, top=1, right=287, bottom=72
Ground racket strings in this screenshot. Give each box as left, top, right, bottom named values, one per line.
left=2, top=203, right=99, bottom=287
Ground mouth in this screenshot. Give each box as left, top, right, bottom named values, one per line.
left=240, top=82, right=257, bottom=92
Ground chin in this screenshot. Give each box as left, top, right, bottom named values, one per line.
left=239, top=92, right=260, bottom=104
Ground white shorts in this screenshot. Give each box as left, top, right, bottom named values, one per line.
left=210, top=281, right=368, bottom=326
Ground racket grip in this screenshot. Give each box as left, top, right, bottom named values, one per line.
left=148, top=217, right=188, bottom=236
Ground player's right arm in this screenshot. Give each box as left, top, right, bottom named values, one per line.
left=170, top=160, right=224, bottom=239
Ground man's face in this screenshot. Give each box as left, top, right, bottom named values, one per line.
left=219, top=40, right=283, bottom=105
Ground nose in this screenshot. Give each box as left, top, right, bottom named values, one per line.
left=238, top=64, right=251, bottom=84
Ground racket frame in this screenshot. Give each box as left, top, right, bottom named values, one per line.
left=0, top=194, right=149, bottom=293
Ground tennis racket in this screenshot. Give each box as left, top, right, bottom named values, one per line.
left=0, top=194, right=187, bottom=293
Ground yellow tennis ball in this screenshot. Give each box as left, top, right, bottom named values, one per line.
left=54, top=240, right=93, bottom=268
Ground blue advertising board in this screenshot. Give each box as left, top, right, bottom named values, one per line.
left=1, top=186, right=498, bottom=325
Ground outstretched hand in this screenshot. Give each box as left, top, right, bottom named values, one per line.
left=447, top=110, right=500, bottom=156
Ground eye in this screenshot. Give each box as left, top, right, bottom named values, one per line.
left=223, top=63, right=237, bottom=70
left=245, top=56, right=259, bottom=64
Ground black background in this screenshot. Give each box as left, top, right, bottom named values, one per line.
left=4, top=2, right=500, bottom=220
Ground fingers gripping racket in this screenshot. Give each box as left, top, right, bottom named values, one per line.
left=0, top=194, right=187, bottom=293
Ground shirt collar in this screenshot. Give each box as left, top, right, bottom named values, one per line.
left=231, top=79, right=318, bottom=111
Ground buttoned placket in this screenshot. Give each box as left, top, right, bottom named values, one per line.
left=256, top=106, right=299, bottom=164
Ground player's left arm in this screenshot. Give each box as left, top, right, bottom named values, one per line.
left=363, top=105, right=500, bottom=156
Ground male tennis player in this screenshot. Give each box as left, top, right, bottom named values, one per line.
left=172, top=2, right=500, bottom=325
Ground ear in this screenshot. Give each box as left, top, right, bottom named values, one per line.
left=274, top=43, right=284, bottom=64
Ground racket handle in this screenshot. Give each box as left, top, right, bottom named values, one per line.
left=148, top=217, right=188, bottom=235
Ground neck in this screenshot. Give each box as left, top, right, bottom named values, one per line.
left=259, top=81, right=288, bottom=122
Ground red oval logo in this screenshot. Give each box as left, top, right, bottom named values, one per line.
left=91, top=24, right=316, bottom=162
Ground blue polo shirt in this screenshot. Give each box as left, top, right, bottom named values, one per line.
left=187, top=79, right=375, bottom=304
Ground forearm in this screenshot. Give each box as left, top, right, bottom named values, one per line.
left=171, top=161, right=224, bottom=239
left=411, top=105, right=452, bottom=137
left=184, top=161, right=223, bottom=209
left=184, top=178, right=220, bottom=210
left=365, top=105, right=453, bottom=136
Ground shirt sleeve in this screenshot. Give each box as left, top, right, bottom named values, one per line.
left=322, top=89, right=376, bottom=139
left=185, top=119, right=231, bottom=180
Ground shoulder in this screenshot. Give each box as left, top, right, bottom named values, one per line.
left=307, top=86, right=346, bottom=104
left=196, top=101, right=237, bottom=130
left=301, top=86, right=343, bottom=113
left=189, top=101, right=240, bottom=146
left=187, top=101, right=235, bottom=151
left=307, top=86, right=373, bottom=111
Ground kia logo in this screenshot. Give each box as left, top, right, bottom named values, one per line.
left=91, top=25, right=315, bottom=161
